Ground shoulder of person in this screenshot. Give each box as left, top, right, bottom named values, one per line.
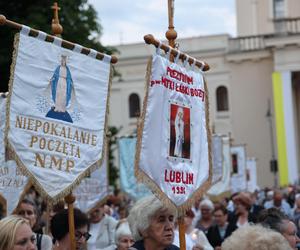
left=106, top=214, right=118, bottom=226
left=168, top=244, right=180, bottom=250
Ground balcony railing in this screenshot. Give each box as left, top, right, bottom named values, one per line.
left=274, top=17, right=300, bottom=34
left=228, top=35, right=266, bottom=53
left=228, top=17, right=300, bottom=53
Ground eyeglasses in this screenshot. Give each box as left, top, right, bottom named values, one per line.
left=15, top=235, right=36, bottom=246
left=75, top=231, right=91, bottom=241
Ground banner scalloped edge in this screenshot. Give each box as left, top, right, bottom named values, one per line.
left=4, top=33, right=112, bottom=204
left=134, top=56, right=212, bottom=216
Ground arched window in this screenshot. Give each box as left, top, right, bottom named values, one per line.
left=129, top=93, right=140, bottom=118
left=216, top=86, right=229, bottom=111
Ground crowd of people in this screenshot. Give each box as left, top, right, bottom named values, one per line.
left=1, top=186, right=300, bottom=249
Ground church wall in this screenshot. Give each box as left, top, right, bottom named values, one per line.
left=228, top=57, right=275, bottom=187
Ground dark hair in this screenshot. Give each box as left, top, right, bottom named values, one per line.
left=51, top=208, right=89, bottom=241
left=214, top=204, right=228, bottom=215
left=257, top=208, right=288, bottom=233
left=19, top=198, right=38, bottom=215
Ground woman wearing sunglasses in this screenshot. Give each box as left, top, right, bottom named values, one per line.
left=51, top=208, right=90, bottom=250
left=0, top=215, right=36, bottom=250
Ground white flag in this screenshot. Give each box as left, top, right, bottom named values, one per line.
left=5, top=33, right=111, bottom=201
left=0, top=95, right=28, bottom=215
left=135, top=53, right=212, bottom=209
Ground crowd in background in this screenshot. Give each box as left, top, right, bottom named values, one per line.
left=1, top=185, right=300, bottom=249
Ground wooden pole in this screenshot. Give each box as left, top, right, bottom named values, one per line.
left=51, top=3, right=76, bottom=249
left=144, top=34, right=209, bottom=71
left=178, top=216, right=186, bottom=250
left=65, top=194, right=76, bottom=250
left=0, top=15, right=117, bottom=64
left=166, top=1, right=185, bottom=249
left=166, top=0, right=177, bottom=48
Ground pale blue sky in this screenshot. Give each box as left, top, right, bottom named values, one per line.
left=89, top=0, right=237, bottom=46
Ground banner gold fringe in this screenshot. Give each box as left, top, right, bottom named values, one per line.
left=4, top=33, right=112, bottom=204
left=135, top=56, right=212, bottom=216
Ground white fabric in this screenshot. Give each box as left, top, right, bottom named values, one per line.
left=6, top=33, right=111, bottom=199
left=208, top=136, right=231, bottom=196
left=20, top=25, right=30, bottom=36
left=87, top=215, right=118, bottom=250
left=246, top=158, right=259, bottom=192
left=73, top=44, right=83, bottom=53
left=36, top=31, right=47, bottom=41
left=173, top=229, right=213, bottom=250
left=0, top=96, right=28, bottom=215
left=103, top=54, right=111, bottom=64
left=74, top=157, right=108, bottom=213
left=136, top=54, right=210, bottom=206
left=88, top=49, right=98, bottom=59
left=230, top=145, right=247, bottom=192
left=52, top=36, right=62, bottom=47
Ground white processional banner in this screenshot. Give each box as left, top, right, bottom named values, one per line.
left=246, top=158, right=258, bottom=192
left=135, top=53, right=212, bottom=209
left=74, top=155, right=108, bottom=213
left=230, top=145, right=247, bottom=193
left=0, top=95, right=28, bottom=215
left=5, top=33, right=111, bottom=201
left=208, top=136, right=231, bottom=196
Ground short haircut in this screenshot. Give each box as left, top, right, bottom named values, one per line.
left=127, top=195, right=177, bottom=241
left=18, top=197, right=38, bottom=215
left=214, top=204, right=228, bottom=215
left=199, top=199, right=214, bottom=211
left=51, top=208, right=89, bottom=241
left=257, top=208, right=288, bottom=234
left=115, top=219, right=132, bottom=243
left=0, top=215, right=30, bottom=250
left=221, top=224, right=293, bottom=250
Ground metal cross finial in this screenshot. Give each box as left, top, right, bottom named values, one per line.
left=51, top=2, right=63, bottom=36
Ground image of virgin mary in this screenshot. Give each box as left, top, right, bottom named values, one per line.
left=46, top=55, right=73, bottom=123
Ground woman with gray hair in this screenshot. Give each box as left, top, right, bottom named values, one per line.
left=127, top=195, right=179, bottom=250
left=221, top=224, right=293, bottom=250
left=196, top=199, right=214, bottom=234
left=105, top=219, right=135, bottom=250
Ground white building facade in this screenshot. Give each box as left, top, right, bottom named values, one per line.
left=109, top=0, right=300, bottom=187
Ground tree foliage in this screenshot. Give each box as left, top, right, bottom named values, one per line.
left=107, top=126, right=121, bottom=188
left=0, top=0, right=116, bottom=92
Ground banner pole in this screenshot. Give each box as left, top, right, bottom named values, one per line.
left=166, top=1, right=185, bottom=249
left=65, top=194, right=76, bottom=250
left=50, top=3, right=76, bottom=249
left=0, top=15, right=117, bottom=64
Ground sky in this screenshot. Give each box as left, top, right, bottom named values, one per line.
left=89, top=0, right=237, bottom=46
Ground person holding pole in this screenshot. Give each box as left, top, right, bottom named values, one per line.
left=128, top=195, right=179, bottom=250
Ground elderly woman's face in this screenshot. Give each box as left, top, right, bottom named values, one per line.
left=144, top=209, right=175, bottom=248
left=200, top=205, right=212, bottom=219
left=117, top=235, right=134, bottom=250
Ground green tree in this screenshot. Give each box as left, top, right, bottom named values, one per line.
left=0, top=0, right=116, bottom=92
left=107, top=126, right=121, bottom=188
